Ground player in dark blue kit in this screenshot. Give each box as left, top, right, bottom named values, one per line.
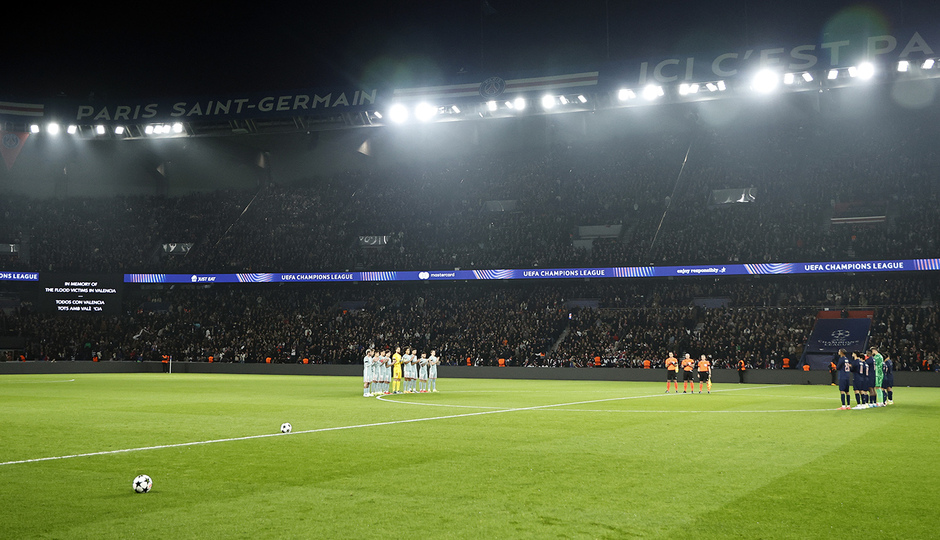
left=836, top=349, right=854, bottom=410
left=852, top=351, right=869, bottom=409
left=883, top=353, right=895, bottom=405
left=865, top=353, right=877, bottom=407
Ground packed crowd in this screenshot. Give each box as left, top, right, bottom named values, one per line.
left=1, top=102, right=939, bottom=371
left=1, top=276, right=937, bottom=371
left=2, top=108, right=939, bottom=275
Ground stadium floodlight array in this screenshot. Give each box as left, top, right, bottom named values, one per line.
left=641, top=84, right=665, bottom=101
left=895, top=58, right=938, bottom=73
left=414, top=102, right=437, bottom=122
left=848, top=62, right=876, bottom=80
left=750, top=69, right=780, bottom=93
left=385, top=102, right=467, bottom=124
left=541, top=94, right=589, bottom=110
left=506, top=97, right=526, bottom=110
left=17, top=58, right=940, bottom=138
left=783, top=72, right=814, bottom=85
left=617, top=88, right=637, bottom=101
left=143, top=123, right=185, bottom=135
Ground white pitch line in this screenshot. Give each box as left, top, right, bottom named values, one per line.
left=0, top=378, right=76, bottom=384
left=0, top=385, right=790, bottom=468
left=525, top=408, right=837, bottom=413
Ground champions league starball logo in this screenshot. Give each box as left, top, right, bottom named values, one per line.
left=418, top=272, right=430, bottom=280
left=831, top=330, right=852, bottom=339
left=479, top=77, right=506, bottom=98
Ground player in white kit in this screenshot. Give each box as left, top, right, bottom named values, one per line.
left=418, top=352, right=429, bottom=392
left=362, top=349, right=374, bottom=397
left=379, top=349, right=391, bottom=394
left=428, top=350, right=439, bottom=392
left=402, top=347, right=418, bottom=394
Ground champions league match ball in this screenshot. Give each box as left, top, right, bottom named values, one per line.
left=280, top=422, right=292, bottom=434
left=132, top=474, right=153, bottom=493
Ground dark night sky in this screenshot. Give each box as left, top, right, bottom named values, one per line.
left=5, top=1, right=938, bottom=100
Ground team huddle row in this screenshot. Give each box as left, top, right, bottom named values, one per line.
left=835, top=347, right=895, bottom=410
left=363, top=347, right=440, bottom=396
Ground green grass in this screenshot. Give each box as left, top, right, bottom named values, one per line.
left=0, top=374, right=936, bottom=539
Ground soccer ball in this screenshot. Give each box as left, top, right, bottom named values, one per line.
left=133, top=474, right=152, bottom=493
left=280, top=422, right=292, bottom=433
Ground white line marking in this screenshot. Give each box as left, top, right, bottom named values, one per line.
left=0, top=385, right=797, bottom=467
left=0, top=378, right=75, bottom=384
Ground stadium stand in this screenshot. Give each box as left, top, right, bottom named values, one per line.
left=1, top=103, right=939, bottom=371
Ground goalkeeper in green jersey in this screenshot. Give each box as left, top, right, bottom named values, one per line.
left=870, top=346, right=885, bottom=407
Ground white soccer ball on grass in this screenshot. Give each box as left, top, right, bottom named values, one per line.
left=281, top=422, right=292, bottom=433
left=133, top=474, right=152, bottom=493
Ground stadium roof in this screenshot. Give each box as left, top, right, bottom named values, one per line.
left=4, top=1, right=940, bottom=138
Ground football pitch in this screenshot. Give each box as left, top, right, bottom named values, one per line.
left=1, top=374, right=937, bottom=539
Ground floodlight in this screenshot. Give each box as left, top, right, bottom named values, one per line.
left=717, top=80, right=726, bottom=91
left=451, top=105, right=460, bottom=114
left=641, top=84, right=663, bottom=100
left=95, top=125, right=106, bottom=135
left=802, top=72, right=814, bottom=82
left=172, top=123, right=184, bottom=134
left=577, top=95, right=587, bottom=103
left=513, top=97, right=526, bottom=111
left=784, top=73, right=795, bottom=85
left=30, top=124, right=40, bottom=133
left=541, top=95, right=556, bottom=109
left=751, top=70, right=779, bottom=93
left=414, top=102, right=437, bottom=122
left=145, top=125, right=155, bottom=135
left=373, top=111, right=383, bottom=119
left=705, top=82, right=717, bottom=92
left=856, top=62, right=875, bottom=80
left=923, top=58, right=935, bottom=69
left=47, top=123, right=60, bottom=135
left=679, top=83, right=699, bottom=95
left=827, top=69, right=839, bottom=80
left=897, top=60, right=910, bottom=72
left=388, top=103, right=409, bottom=123
left=486, top=100, right=498, bottom=112
left=559, top=96, right=569, bottom=105
left=67, top=125, right=78, bottom=135
left=617, top=88, right=635, bottom=101
left=114, top=126, right=125, bottom=135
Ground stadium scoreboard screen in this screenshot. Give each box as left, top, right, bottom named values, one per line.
left=39, top=274, right=123, bottom=314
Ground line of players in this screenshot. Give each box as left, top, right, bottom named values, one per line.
left=664, top=353, right=713, bottom=393
left=363, top=347, right=440, bottom=397
left=835, top=346, right=895, bottom=410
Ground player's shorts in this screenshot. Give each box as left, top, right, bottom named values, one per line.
left=683, top=371, right=694, bottom=381
left=853, top=378, right=868, bottom=392
left=429, top=367, right=438, bottom=379
left=393, top=367, right=402, bottom=379
left=419, top=367, right=428, bottom=380
left=838, top=378, right=851, bottom=393
left=698, top=371, right=710, bottom=382
left=667, top=370, right=677, bottom=380
left=883, top=375, right=894, bottom=388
